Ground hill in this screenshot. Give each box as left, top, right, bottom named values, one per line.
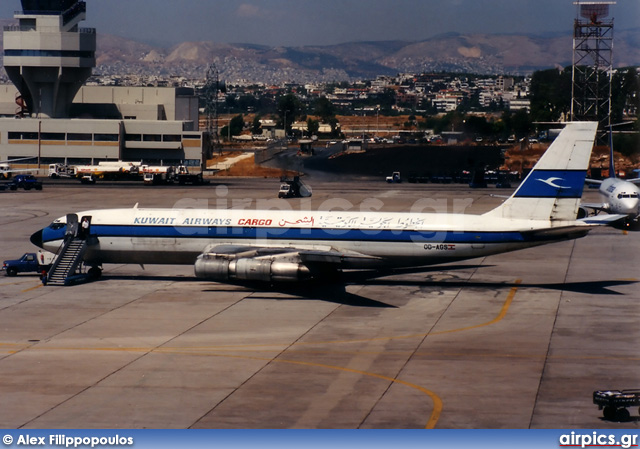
left=2, top=21, right=639, bottom=83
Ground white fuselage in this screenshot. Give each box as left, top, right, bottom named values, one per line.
left=38, top=208, right=589, bottom=269
left=599, top=178, right=640, bottom=216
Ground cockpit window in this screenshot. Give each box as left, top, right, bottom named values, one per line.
left=49, top=222, right=66, bottom=230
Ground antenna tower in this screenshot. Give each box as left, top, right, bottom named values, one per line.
left=571, top=1, right=615, bottom=129
left=204, top=64, right=220, bottom=168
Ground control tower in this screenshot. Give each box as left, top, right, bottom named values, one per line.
left=3, top=0, right=96, bottom=118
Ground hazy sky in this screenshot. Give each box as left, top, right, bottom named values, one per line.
left=2, top=0, right=639, bottom=47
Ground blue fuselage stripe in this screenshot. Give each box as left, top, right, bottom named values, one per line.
left=43, top=224, right=532, bottom=244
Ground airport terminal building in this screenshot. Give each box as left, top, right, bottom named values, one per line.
left=0, top=1, right=208, bottom=167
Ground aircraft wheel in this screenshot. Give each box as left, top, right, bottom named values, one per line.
left=616, top=408, right=630, bottom=422
left=603, top=406, right=616, bottom=420
left=88, top=266, right=102, bottom=279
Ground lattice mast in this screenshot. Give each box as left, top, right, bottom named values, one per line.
left=203, top=64, right=220, bottom=171
left=571, top=1, right=615, bottom=128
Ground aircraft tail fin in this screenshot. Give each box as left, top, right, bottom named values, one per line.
left=608, top=124, right=616, bottom=178
left=484, top=121, right=598, bottom=222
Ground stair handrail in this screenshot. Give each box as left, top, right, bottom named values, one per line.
left=46, top=238, right=88, bottom=283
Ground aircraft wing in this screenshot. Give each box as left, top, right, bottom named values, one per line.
left=0, top=157, right=37, bottom=164
left=578, top=214, right=628, bottom=225
left=628, top=178, right=640, bottom=185
left=200, top=244, right=381, bottom=263
left=195, top=243, right=383, bottom=282
left=3, top=168, right=37, bottom=174
left=585, top=178, right=603, bottom=185
left=580, top=202, right=607, bottom=212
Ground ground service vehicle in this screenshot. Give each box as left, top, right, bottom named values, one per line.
left=593, top=389, right=640, bottom=421
left=2, top=251, right=55, bottom=276
left=386, top=172, right=401, bottom=183
left=80, top=175, right=96, bottom=184
left=142, top=165, right=208, bottom=186
left=278, top=176, right=312, bottom=198
left=48, top=163, right=76, bottom=178
left=0, top=163, right=12, bottom=179
left=8, top=174, right=43, bottom=190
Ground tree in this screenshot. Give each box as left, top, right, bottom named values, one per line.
left=612, top=68, right=640, bottom=124
left=221, top=114, right=245, bottom=140
left=327, top=117, right=341, bottom=138
left=277, top=94, right=304, bottom=133
left=463, top=115, right=492, bottom=136
left=313, top=97, right=336, bottom=123
left=306, top=118, right=320, bottom=136
left=530, top=68, right=571, bottom=122
left=510, top=109, right=533, bottom=139
left=251, top=116, right=262, bottom=135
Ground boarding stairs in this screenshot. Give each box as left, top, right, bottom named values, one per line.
left=46, top=238, right=88, bottom=286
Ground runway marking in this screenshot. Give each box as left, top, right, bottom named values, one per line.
left=271, top=357, right=443, bottom=429
left=156, top=279, right=524, bottom=349
left=1, top=279, right=523, bottom=354
left=0, top=280, right=38, bottom=287
left=21, top=284, right=44, bottom=293
left=431, top=279, right=521, bottom=335
left=153, top=349, right=443, bottom=429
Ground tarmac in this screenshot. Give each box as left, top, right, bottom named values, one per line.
left=0, top=178, right=638, bottom=429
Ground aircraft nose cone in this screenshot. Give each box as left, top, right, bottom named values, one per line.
left=30, top=229, right=43, bottom=248
left=621, top=199, right=639, bottom=215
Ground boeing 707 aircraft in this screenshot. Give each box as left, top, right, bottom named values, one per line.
left=30, top=121, right=622, bottom=283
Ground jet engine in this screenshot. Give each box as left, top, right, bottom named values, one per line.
left=194, top=254, right=312, bottom=282
left=576, top=206, right=588, bottom=219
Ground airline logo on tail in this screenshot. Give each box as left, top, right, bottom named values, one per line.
left=515, top=169, right=586, bottom=199
left=537, top=177, right=571, bottom=189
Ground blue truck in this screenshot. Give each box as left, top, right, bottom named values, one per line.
left=7, top=174, right=43, bottom=191
left=2, top=251, right=55, bottom=276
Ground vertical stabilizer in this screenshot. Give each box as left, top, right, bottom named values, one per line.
left=608, top=124, right=616, bottom=178
left=485, top=122, right=598, bottom=222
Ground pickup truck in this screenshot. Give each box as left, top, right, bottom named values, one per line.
left=2, top=251, right=55, bottom=276
left=8, top=174, right=43, bottom=191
